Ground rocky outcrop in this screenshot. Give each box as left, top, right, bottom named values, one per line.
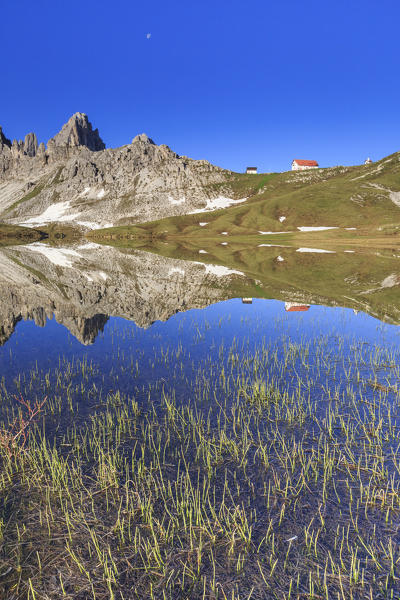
left=132, top=133, right=155, bottom=145
left=0, top=113, right=232, bottom=228
left=0, top=127, right=12, bottom=175
left=9, top=133, right=38, bottom=159
left=23, top=132, right=38, bottom=157
left=0, top=127, right=11, bottom=150
left=47, top=112, right=105, bottom=153
left=0, top=113, right=104, bottom=174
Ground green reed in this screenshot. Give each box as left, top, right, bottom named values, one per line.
left=0, top=317, right=399, bottom=598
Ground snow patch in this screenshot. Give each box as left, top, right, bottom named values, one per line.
left=199, top=222, right=208, bottom=227
left=97, top=189, right=106, bottom=199
left=221, top=231, right=228, bottom=235
left=168, top=267, right=185, bottom=276
left=169, top=196, right=185, bottom=205
left=191, top=196, right=247, bottom=213
left=279, top=216, right=286, bottom=222
left=277, top=255, right=284, bottom=262
left=24, top=243, right=82, bottom=267
left=76, top=221, right=114, bottom=230
left=381, top=274, right=399, bottom=288
left=22, top=201, right=79, bottom=226
left=76, top=242, right=102, bottom=250
left=203, top=264, right=244, bottom=277
left=297, top=226, right=338, bottom=232
left=221, top=242, right=228, bottom=245
left=199, top=250, right=208, bottom=254
left=345, top=227, right=357, bottom=231
left=297, top=247, right=336, bottom=254
left=390, top=191, right=400, bottom=208
left=259, top=231, right=290, bottom=235
left=344, top=250, right=355, bottom=253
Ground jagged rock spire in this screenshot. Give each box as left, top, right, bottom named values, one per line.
left=47, top=112, right=105, bottom=151
left=0, top=128, right=38, bottom=156
left=23, top=132, right=38, bottom=157
left=0, top=126, right=11, bottom=150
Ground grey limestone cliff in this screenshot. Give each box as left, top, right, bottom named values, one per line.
left=47, top=112, right=105, bottom=152
left=0, top=113, right=234, bottom=229
left=23, top=132, right=38, bottom=157
left=0, top=126, right=11, bottom=150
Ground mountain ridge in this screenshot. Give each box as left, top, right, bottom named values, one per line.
left=0, top=112, right=105, bottom=158
left=1, top=113, right=400, bottom=235
left=0, top=113, right=233, bottom=229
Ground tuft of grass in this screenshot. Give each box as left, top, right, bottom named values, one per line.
left=0, top=325, right=400, bottom=598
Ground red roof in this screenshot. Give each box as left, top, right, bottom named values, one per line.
left=286, top=305, right=310, bottom=312
left=293, top=159, right=319, bottom=167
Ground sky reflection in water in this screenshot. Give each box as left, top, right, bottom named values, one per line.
left=1, top=299, right=400, bottom=414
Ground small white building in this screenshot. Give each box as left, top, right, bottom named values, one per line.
left=292, top=159, right=319, bottom=171
left=364, top=157, right=373, bottom=165
left=246, top=166, right=257, bottom=174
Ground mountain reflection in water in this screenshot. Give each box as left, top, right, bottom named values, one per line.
left=0, top=240, right=399, bottom=346
left=1, top=239, right=400, bottom=600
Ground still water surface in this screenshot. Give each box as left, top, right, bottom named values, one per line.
left=1, top=243, right=400, bottom=597
left=1, top=298, right=400, bottom=413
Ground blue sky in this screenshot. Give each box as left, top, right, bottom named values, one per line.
left=2, top=0, right=400, bottom=172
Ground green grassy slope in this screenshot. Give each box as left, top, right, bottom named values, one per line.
left=106, top=238, right=400, bottom=325
left=90, top=151, right=400, bottom=241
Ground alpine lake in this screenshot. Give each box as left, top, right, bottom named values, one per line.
left=1, top=236, right=400, bottom=600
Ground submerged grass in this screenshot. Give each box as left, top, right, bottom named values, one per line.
left=0, top=319, right=400, bottom=598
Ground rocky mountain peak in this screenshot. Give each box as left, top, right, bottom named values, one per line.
left=0, top=126, right=11, bottom=150
left=0, top=112, right=229, bottom=224
left=132, top=133, right=155, bottom=145
left=47, top=112, right=105, bottom=152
